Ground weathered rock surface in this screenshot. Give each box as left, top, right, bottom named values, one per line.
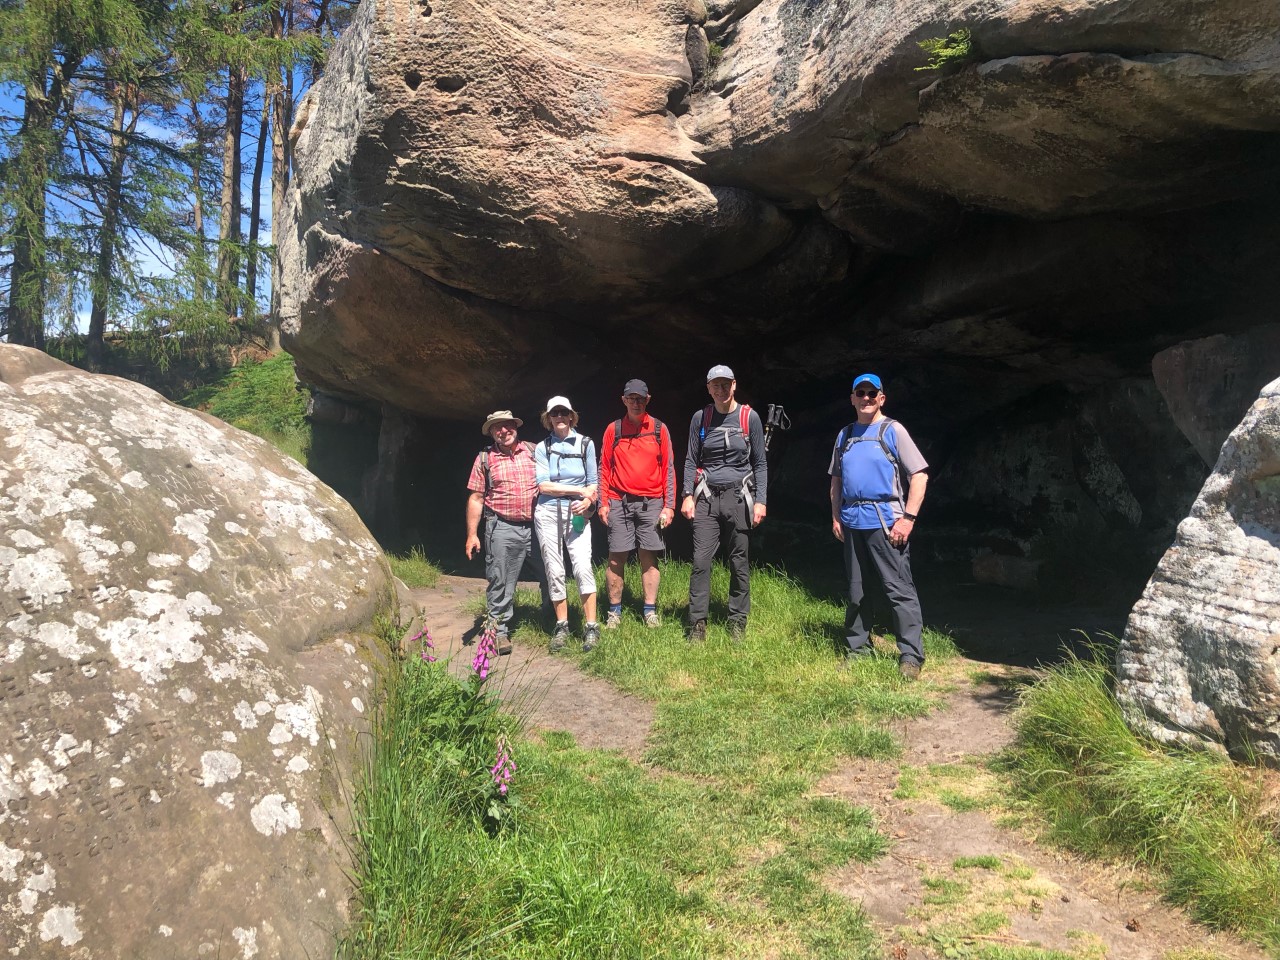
left=0, top=345, right=389, bottom=957
left=1116, top=376, right=1280, bottom=764
left=1153, top=325, right=1280, bottom=466
left=280, top=0, right=1280, bottom=421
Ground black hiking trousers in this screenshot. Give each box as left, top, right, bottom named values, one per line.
left=689, top=487, right=751, bottom=628
left=842, top=526, right=924, bottom=665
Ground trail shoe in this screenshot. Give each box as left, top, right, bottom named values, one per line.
left=550, top=620, right=571, bottom=652
left=687, top=620, right=707, bottom=644
left=582, top=623, right=601, bottom=652
left=644, top=611, right=661, bottom=629
left=496, top=634, right=513, bottom=657
left=729, top=621, right=746, bottom=645
left=605, top=609, right=622, bottom=630
left=898, top=658, right=921, bottom=681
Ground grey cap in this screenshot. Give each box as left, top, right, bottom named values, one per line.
left=706, top=364, right=735, bottom=382
left=623, top=378, right=650, bottom=397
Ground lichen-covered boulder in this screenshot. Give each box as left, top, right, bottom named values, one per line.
left=1116, top=375, right=1280, bottom=764
left=0, top=345, right=389, bottom=958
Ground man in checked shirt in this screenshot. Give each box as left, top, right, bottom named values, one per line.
left=465, top=409, right=547, bottom=655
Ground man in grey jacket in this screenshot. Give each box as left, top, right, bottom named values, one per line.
left=680, top=365, right=768, bottom=643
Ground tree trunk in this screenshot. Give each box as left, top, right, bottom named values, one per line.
left=87, top=87, right=136, bottom=371
left=245, top=92, right=269, bottom=329
left=268, top=5, right=291, bottom=352
left=190, top=96, right=208, bottom=301
left=217, top=60, right=245, bottom=319
left=7, top=76, right=52, bottom=349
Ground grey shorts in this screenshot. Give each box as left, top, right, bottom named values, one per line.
left=606, top=496, right=665, bottom=554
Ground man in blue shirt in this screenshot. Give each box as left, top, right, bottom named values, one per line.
left=828, top=373, right=929, bottom=679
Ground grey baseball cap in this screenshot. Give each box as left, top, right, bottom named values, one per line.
left=622, top=378, right=650, bottom=397
left=706, top=364, right=735, bottom=381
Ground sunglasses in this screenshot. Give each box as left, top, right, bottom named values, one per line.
left=623, top=395, right=649, bottom=403
left=549, top=409, right=572, bottom=417
left=854, top=389, right=880, bottom=399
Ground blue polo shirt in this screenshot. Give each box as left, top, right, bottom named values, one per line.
left=828, top=418, right=927, bottom=530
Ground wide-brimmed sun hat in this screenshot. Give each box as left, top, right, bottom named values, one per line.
left=481, top=409, right=523, bottom=436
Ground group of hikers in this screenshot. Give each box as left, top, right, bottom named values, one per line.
left=464, top=366, right=930, bottom=680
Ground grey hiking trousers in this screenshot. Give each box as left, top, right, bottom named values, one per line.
left=484, top=514, right=549, bottom=636
left=842, top=526, right=924, bottom=665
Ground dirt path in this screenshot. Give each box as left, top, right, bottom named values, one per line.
left=404, top=575, right=653, bottom=758
left=402, top=577, right=1267, bottom=959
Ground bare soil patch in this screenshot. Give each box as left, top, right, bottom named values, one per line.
left=400, top=578, right=1268, bottom=959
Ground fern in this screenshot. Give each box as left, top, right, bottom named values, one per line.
left=916, top=28, right=973, bottom=72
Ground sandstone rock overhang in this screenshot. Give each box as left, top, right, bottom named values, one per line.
left=279, top=0, right=1280, bottom=426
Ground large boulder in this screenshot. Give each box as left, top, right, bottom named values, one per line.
left=0, top=345, right=389, bottom=957
left=279, top=0, right=1280, bottom=421
left=1116, top=376, right=1280, bottom=764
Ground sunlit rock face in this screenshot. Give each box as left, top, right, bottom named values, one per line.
left=280, top=0, right=1280, bottom=417
left=1116, top=377, right=1280, bottom=766
left=279, top=0, right=1280, bottom=582
left=0, top=345, right=388, bottom=958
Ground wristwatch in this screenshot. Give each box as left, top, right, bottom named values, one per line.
left=902, top=512, right=918, bottom=521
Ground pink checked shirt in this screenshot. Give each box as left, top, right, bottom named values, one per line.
left=467, top=442, right=538, bottom=522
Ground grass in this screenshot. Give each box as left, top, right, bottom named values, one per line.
left=1005, top=646, right=1280, bottom=950
left=388, top=546, right=442, bottom=588
left=344, top=561, right=958, bottom=958
left=181, top=351, right=310, bottom=464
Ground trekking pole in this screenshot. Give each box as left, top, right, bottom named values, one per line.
left=763, top=403, right=791, bottom=453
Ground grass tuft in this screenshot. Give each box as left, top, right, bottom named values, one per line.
left=387, top=546, right=442, bottom=588
left=1006, top=646, right=1280, bottom=949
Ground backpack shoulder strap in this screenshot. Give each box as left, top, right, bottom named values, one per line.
left=694, top=405, right=714, bottom=465
left=482, top=445, right=495, bottom=494
left=611, top=418, right=625, bottom=449
left=739, top=404, right=752, bottom=457
left=875, top=419, right=899, bottom=467
left=838, top=422, right=858, bottom=452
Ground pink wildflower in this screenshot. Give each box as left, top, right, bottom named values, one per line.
left=472, top=625, right=498, bottom=680
left=490, top=735, right=516, bottom=796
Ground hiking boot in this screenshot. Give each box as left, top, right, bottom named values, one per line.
left=582, top=623, right=601, bottom=652
left=729, top=621, right=746, bottom=645
left=605, top=609, right=622, bottom=630
left=496, top=635, right=513, bottom=656
left=549, top=620, right=570, bottom=653
left=687, top=620, right=707, bottom=644
left=898, top=658, right=921, bottom=681
left=644, top=611, right=661, bottom=629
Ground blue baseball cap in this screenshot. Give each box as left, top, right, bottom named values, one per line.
left=852, top=373, right=882, bottom=391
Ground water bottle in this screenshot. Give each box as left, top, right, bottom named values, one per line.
left=571, top=513, right=586, bottom=534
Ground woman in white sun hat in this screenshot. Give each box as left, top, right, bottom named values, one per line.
left=534, top=396, right=601, bottom=652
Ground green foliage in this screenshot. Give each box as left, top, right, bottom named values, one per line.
left=343, top=565, right=943, bottom=957
left=1007, top=646, right=1280, bottom=949
left=706, top=41, right=724, bottom=67
left=388, top=547, right=442, bottom=589
left=181, top=351, right=310, bottom=463
left=916, top=28, right=974, bottom=72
